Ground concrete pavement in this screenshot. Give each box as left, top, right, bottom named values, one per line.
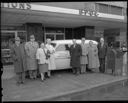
left=2, top=68, right=128, bottom=101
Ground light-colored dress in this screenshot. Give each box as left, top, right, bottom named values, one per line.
left=88, top=45, right=100, bottom=69
left=36, top=48, right=48, bottom=73
left=25, top=41, right=39, bottom=70
left=45, top=44, right=56, bottom=70
left=80, top=43, right=89, bottom=65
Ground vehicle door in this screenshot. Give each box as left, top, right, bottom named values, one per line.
left=54, top=44, right=71, bottom=70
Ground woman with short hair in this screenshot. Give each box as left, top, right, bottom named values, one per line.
left=88, top=41, right=100, bottom=72
left=36, top=43, right=49, bottom=81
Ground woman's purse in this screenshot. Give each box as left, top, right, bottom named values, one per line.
left=43, top=49, right=50, bottom=60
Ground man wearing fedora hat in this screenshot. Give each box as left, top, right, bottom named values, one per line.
left=11, top=37, right=27, bottom=85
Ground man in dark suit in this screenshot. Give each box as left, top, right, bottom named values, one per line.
left=70, top=39, right=82, bottom=75
left=97, top=37, right=108, bottom=73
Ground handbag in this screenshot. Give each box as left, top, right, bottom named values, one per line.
left=43, top=48, right=50, bottom=60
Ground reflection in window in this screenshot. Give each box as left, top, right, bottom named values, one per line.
left=51, top=43, right=56, bottom=48
left=65, top=44, right=70, bottom=51
left=56, top=44, right=71, bottom=51
left=110, top=5, right=122, bottom=15
left=56, top=44, right=66, bottom=51
left=98, top=4, right=109, bottom=13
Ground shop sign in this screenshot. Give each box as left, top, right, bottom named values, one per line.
left=1, top=3, right=31, bottom=10
left=79, top=9, right=99, bottom=17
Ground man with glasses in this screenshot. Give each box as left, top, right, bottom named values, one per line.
left=25, top=35, right=39, bottom=79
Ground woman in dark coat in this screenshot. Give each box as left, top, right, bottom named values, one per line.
left=11, top=37, right=27, bottom=85
left=70, top=39, right=82, bottom=75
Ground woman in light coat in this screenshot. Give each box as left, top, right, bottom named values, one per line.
left=88, top=41, right=100, bottom=72
left=36, top=43, right=49, bottom=81
left=45, top=38, right=56, bottom=77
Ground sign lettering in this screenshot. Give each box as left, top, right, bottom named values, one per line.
left=1, top=3, right=31, bottom=10
left=79, top=9, right=99, bottom=17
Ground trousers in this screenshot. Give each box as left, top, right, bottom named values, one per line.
left=99, top=58, right=105, bottom=73
left=16, top=72, right=25, bottom=83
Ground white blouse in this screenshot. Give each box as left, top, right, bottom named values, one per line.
left=36, top=48, right=48, bottom=64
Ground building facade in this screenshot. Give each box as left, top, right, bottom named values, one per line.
left=1, top=2, right=127, bottom=65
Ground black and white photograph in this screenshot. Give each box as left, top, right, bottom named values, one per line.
left=1, top=1, right=128, bottom=101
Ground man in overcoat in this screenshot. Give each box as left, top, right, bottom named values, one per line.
left=97, top=37, right=107, bottom=73
left=11, top=37, right=27, bottom=85
left=70, top=39, right=82, bottom=75
left=25, top=35, right=39, bottom=79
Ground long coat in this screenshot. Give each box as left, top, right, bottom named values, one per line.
left=45, top=44, right=56, bottom=70
left=80, top=43, right=89, bottom=65
left=97, top=43, right=107, bottom=59
left=70, top=44, right=82, bottom=68
left=88, top=45, right=100, bottom=68
left=11, top=43, right=27, bottom=73
left=106, top=47, right=116, bottom=70
left=25, top=41, right=39, bottom=70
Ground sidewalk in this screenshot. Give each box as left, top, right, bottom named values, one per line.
left=2, top=69, right=128, bottom=101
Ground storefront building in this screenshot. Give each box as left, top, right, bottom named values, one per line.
left=1, top=2, right=127, bottom=65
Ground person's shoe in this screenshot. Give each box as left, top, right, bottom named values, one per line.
left=33, top=77, right=37, bottom=79
left=21, top=81, right=25, bottom=84
left=87, top=69, right=93, bottom=73
left=30, top=76, right=34, bottom=79
left=16, top=81, right=21, bottom=86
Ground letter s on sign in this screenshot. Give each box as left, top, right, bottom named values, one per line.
left=26, top=3, right=31, bottom=10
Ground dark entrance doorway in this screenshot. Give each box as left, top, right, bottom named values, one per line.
left=104, top=28, right=120, bottom=47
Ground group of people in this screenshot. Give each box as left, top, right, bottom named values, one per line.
left=70, top=37, right=107, bottom=75
left=11, top=35, right=108, bottom=86
left=11, top=35, right=56, bottom=85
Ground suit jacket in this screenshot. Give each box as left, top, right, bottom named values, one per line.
left=98, top=43, right=107, bottom=59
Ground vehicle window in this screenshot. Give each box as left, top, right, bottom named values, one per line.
left=65, top=44, right=71, bottom=51
left=56, top=44, right=68, bottom=51
left=51, top=43, right=56, bottom=48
